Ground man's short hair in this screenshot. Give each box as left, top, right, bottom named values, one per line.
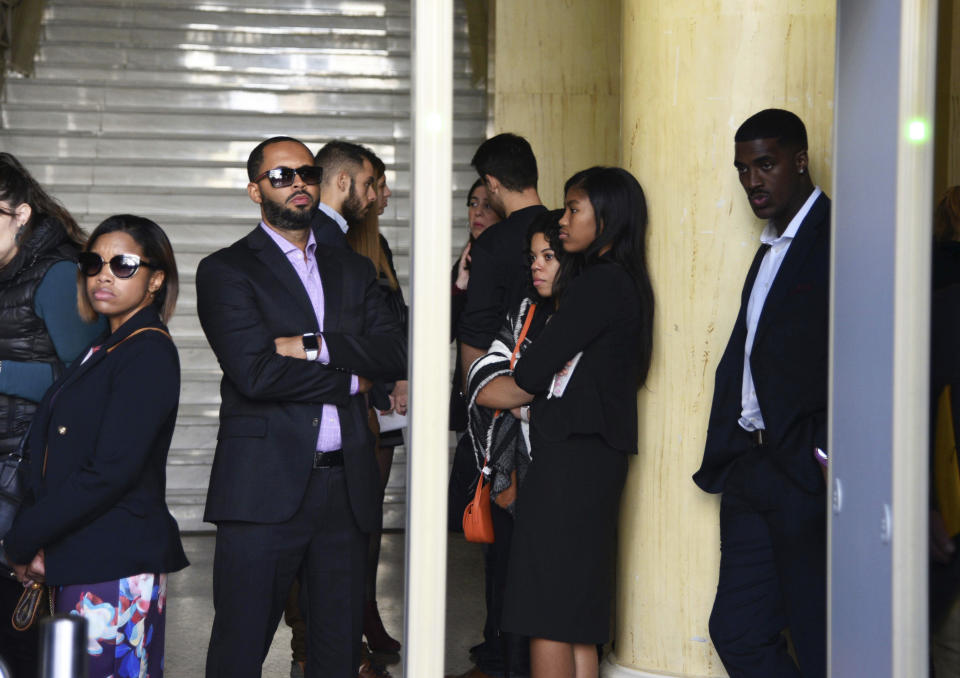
left=735, top=109, right=808, bottom=151
left=358, top=146, right=386, bottom=178
left=471, top=133, right=538, bottom=192
left=315, top=140, right=368, bottom=182
left=247, top=136, right=308, bottom=181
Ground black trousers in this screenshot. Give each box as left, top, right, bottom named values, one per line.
left=476, top=502, right=530, bottom=677
left=709, top=455, right=827, bottom=678
left=205, top=467, right=367, bottom=678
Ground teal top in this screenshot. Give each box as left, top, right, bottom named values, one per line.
left=0, top=261, right=107, bottom=402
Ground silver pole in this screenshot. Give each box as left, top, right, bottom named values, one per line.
left=39, top=615, right=88, bottom=678
left=405, top=0, right=453, bottom=676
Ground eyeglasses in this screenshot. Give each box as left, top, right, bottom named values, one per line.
left=77, top=252, right=156, bottom=279
left=254, top=165, right=323, bottom=188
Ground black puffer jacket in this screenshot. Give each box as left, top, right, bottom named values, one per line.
left=0, top=217, right=77, bottom=455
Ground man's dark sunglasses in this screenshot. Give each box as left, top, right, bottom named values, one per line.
left=254, top=165, right=323, bottom=188
left=77, top=252, right=156, bottom=279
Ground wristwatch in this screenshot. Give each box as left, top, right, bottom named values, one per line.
left=302, top=333, right=319, bottom=361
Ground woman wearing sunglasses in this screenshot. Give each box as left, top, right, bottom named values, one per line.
left=3, top=214, right=189, bottom=678
left=0, top=153, right=106, bottom=676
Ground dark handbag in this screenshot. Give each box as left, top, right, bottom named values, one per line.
left=0, top=425, right=29, bottom=571
left=12, top=582, right=53, bottom=631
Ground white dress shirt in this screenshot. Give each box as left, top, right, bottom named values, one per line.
left=318, top=202, right=349, bottom=234
left=739, top=186, right=822, bottom=432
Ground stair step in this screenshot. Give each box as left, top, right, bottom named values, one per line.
left=29, top=64, right=477, bottom=92
left=0, top=130, right=481, bottom=166
left=4, top=80, right=482, bottom=115
left=1, top=103, right=485, bottom=141
left=35, top=185, right=472, bottom=224
left=10, top=156, right=481, bottom=195
left=42, top=25, right=413, bottom=53
left=35, top=44, right=471, bottom=77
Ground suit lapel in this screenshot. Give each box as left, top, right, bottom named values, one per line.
left=753, top=193, right=829, bottom=348
left=246, top=226, right=319, bottom=330
left=316, top=245, right=344, bottom=333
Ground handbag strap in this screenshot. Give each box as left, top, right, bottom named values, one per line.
left=491, top=303, right=537, bottom=423
left=509, top=303, right=536, bottom=369
left=105, top=326, right=172, bottom=353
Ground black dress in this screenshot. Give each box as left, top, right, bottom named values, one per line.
left=501, top=260, right=645, bottom=643
left=375, top=234, right=408, bottom=448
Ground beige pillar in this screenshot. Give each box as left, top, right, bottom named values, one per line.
left=610, top=3, right=836, bottom=676
left=490, top=0, right=621, bottom=208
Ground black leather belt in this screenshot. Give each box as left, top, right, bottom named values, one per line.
left=748, top=429, right=767, bottom=447
left=313, top=449, right=344, bottom=468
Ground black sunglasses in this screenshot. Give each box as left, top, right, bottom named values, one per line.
left=254, top=165, right=323, bottom=188
left=77, top=252, right=156, bottom=279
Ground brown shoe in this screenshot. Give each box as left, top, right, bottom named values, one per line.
left=444, top=667, right=495, bottom=678
left=363, top=600, right=401, bottom=653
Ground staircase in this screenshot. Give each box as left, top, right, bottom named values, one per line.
left=1, top=0, right=484, bottom=532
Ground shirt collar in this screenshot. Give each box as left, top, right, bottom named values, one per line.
left=759, top=186, right=822, bottom=246
left=259, top=221, right=316, bottom=258
left=318, top=202, right=349, bottom=234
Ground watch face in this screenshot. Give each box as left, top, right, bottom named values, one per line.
left=303, top=334, right=319, bottom=351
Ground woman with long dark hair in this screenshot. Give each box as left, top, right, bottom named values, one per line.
left=476, top=167, right=654, bottom=678
left=3, top=215, right=189, bottom=678
left=347, top=148, right=406, bottom=657
left=0, top=153, right=106, bottom=675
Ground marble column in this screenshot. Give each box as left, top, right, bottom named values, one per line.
left=610, top=2, right=835, bottom=676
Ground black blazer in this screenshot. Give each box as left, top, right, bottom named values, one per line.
left=694, top=193, right=831, bottom=494
left=311, top=207, right=349, bottom=250
left=195, top=224, right=406, bottom=533
left=514, top=261, right=644, bottom=454
left=3, top=307, right=189, bottom=585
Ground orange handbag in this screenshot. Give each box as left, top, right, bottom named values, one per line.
left=463, top=468, right=495, bottom=543
left=462, top=304, right=537, bottom=544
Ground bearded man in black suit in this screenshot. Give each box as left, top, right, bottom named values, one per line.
left=198, top=136, right=405, bottom=678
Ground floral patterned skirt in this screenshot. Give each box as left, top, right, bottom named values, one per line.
left=54, top=573, right=167, bottom=678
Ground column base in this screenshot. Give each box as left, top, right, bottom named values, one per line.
left=601, top=653, right=702, bottom=677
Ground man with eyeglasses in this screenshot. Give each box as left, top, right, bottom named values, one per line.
left=310, top=140, right=379, bottom=249
left=197, top=136, right=406, bottom=678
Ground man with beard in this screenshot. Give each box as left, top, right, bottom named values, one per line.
left=694, top=109, right=830, bottom=678
left=311, top=140, right=378, bottom=249
left=197, top=136, right=406, bottom=678
left=450, top=133, right=545, bottom=678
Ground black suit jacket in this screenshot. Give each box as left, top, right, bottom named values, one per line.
left=514, top=260, right=644, bottom=454
left=311, top=206, right=349, bottom=250
left=196, top=224, right=406, bottom=533
left=4, top=307, right=189, bottom=585
left=694, top=193, right=830, bottom=495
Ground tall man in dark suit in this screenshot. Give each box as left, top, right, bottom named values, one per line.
left=693, top=109, right=830, bottom=678
left=451, top=132, right=545, bottom=678
left=197, top=136, right=406, bottom=678
left=310, top=140, right=379, bottom=249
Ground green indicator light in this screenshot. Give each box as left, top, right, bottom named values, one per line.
left=907, top=119, right=928, bottom=143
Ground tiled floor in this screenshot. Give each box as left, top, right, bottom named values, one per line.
left=165, top=532, right=485, bottom=677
